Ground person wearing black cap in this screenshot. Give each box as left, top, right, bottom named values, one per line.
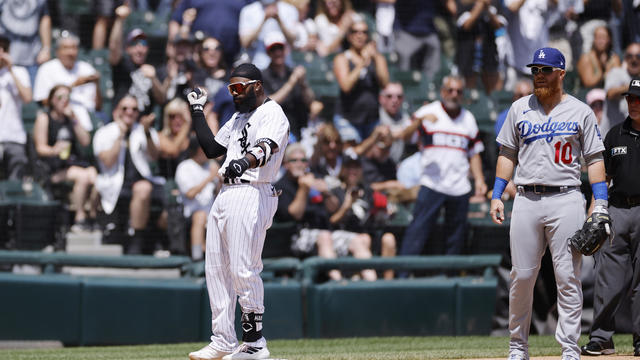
left=187, top=63, right=289, bottom=360
left=109, top=4, right=165, bottom=115
left=581, top=78, right=640, bottom=357
left=490, top=47, right=608, bottom=360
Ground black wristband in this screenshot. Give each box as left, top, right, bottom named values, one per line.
left=190, top=104, right=204, bottom=112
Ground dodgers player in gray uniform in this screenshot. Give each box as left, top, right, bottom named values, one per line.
left=490, top=48, right=608, bottom=360
left=187, top=63, right=290, bottom=360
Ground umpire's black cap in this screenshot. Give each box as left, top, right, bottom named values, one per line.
left=622, top=78, right=640, bottom=97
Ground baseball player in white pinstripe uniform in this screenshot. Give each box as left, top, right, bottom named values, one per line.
left=490, top=48, right=608, bottom=360
left=187, top=63, right=289, bottom=360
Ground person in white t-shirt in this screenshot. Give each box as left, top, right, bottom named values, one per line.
left=0, top=35, right=32, bottom=180
left=33, top=31, right=101, bottom=132
left=238, top=0, right=300, bottom=69
left=175, top=138, right=220, bottom=260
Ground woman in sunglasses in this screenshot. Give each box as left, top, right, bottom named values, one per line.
left=33, top=84, right=98, bottom=232
left=193, top=36, right=228, bottom=97
left=333, top=19, right=389, bottom=144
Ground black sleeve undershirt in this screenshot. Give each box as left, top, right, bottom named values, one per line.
left=192, top=109, right=227, bottom=159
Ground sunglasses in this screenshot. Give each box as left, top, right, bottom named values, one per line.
left=129, top=39, right=148, bottom=47
left=625, top=53, right=640, bottom=61
left=55, top=93, right=70, bottom=100
left=227, top=80, right=259, bottom=94
left=168, top=113, right=181, bottom=118
left=530, top=66, right=560, bottom=75
left=350, top=29, right=368, bottom=35
left=287, top=157, right=308, bottom=163
left=626, top=95, right=640, bottom=105
left=202, top=45, right=220, bottom=52
left=120, top=106, right=138, bottom=112
left=384, top=93, right=403, bottom=99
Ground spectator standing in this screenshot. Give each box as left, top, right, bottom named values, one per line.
left=602, top=42, right=640, bottom=136
left=33, top=85, right=97, bottom=232
left=577, top=26, right=621, bottom=89
left=238, top=0, right=300, bottom=70
left=454, top=0, right=506, bottom=94
left=262, top=31, right=314, bottom=141
left=93, top=94, right=165, bottom=254
left=378, top=82, right=413, bottom=163
left=168, top=0, right=246, bottom=66
left=581, top=78, right=640, bottom=358
left=0, top=35, right=31, bottom=180
left=34, top=31, right=101, bottom=132
left=175, top=138, right=220, bottom=261
left=158, top=98, right=193, bottom=179
left=396, top=75, right=486, bottom=256
left=109, top=4, right=166, bottom=114
left=503, top=0, right=557, bottom=75
left=393, top=0, right=441, bottom=78
left=0, top=0, right=51, bottom=84
left=333, top=19, right=389, bottom=143
left=314, top=0, right=359, bottom=57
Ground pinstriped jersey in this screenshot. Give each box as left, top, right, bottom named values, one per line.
left=497, top=94, right=605, bottom=186
left=414, top=101, right=484, bottom=196
left=215, top=99, right=290, bottom=183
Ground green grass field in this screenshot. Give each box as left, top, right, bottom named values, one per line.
left=1, top=335, right=637, bottom=360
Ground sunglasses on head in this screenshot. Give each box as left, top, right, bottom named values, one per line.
left=227, top=80, right=259, bottom=94
left=530, top=66, right=559, bottom=75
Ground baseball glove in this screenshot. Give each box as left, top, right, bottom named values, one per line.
left=568, top=212, right=613, bottom=256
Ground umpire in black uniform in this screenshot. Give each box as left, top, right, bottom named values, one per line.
left=581, top=78, right=640, bottom=357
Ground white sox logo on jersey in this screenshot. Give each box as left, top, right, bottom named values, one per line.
left=239, top=123, right=251, bottom=154
left=518, top=117, right=578, bottom=144
left=420, top=130, right=471, bottom=151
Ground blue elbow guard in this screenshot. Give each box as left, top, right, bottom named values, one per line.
left=492, top=177, right=508, bottom=200
left=591, top=181, right=608, bottom=200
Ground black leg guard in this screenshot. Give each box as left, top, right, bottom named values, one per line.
left=241, top=312, right=263, bottom=342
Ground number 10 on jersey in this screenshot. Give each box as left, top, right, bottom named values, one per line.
left=554, top=141, right=573, bottom=164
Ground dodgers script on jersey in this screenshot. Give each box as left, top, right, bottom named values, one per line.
left=215, top=99, right=289, bottom=182
left=414, top=101, right=484, bottom=196
left=497, top=94, right=605, bottom=186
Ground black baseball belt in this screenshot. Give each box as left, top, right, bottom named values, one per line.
left=519, top=185, right=578, bottom=194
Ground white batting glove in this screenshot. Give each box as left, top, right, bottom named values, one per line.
left=187, top=87, right=208, bottom=112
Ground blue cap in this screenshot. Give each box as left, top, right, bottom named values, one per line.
left=526, top=47, right=565, bottom=70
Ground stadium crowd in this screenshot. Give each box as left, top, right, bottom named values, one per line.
left=0, top=0, right=638, bottom=269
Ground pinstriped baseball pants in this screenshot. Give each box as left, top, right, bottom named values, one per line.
left=204, top=183, right=277, bottom=352
left=508, top=189, right=585, bottom=359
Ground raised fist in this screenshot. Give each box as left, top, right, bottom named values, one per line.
left=187, top=87, right=208, bottom=112
left=224, top=157, right=250, bottom=179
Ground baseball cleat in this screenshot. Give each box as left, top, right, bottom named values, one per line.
left=189, top=343, right=231, bottom=360
left=222, top=344, right=270, bottom=359
left=507, top=353, right=527, bottom=360
left=580, top=340, right=615, bottom=356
